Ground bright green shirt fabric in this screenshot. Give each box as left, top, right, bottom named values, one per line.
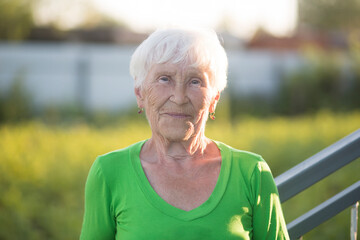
left=80, top=140, right=289, bottom=240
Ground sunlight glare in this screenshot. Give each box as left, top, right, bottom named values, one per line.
left=84, top=0, right=296, bottom=38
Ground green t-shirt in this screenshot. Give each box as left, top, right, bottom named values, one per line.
left=80, top=140, right=289, bottom=240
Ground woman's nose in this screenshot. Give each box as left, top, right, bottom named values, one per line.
left=170, top=84, right=189, bottom=105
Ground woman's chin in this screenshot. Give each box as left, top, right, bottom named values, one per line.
left=158, top=123, right=195, bottom=142
left=164, top=133, right=191, bottom=142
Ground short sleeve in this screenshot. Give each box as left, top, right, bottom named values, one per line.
left=80, top=157, right=116, bottom=240
left=251, top=160, right=289, bottom=240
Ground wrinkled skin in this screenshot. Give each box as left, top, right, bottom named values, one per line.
left=134, top=61, right=222, bottom=211
left=135, top=62, right=219, bottom=153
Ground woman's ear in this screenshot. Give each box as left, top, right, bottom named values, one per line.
left=209, top=91, right=220, bottom=113
left=134, top=87, right=144, bottom=108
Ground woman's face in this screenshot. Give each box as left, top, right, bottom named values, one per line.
left=135, top=61, right=219, bottom=142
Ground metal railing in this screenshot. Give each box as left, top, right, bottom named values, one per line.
left=275, top=129, right=360, bottom=239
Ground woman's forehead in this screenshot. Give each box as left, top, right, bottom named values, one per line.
left=149, top=61, right=210, bottom=75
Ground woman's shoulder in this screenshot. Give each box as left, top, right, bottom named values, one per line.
left=214, top=140, right=270, bottom=176
left=93, top=140, right=145, bottom=172
left=215, top=140, right=264, bottom=162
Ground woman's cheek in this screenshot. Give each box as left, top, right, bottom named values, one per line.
left=145, top=85, right=160, bottom=108
left=200, top=94, right=212, bottom=110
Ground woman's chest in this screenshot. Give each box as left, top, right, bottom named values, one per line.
left=113, top=188, right=253, bottom=240
left=112, top=157, right=254, bottom=240
left=142, top=162, right=221, bottom=211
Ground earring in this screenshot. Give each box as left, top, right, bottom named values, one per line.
left=209, top=112, right=216, bottom=120
left=138, top=107, right=144, bottom=114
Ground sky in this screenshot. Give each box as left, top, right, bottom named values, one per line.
left=91, top=0, right=298, bottom=38
left=35, top=0, right=298, bottom=39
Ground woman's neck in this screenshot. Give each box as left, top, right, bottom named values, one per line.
left=142, top=133, right=211, bottom=165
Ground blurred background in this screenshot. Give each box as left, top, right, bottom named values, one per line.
left=0, top=0, right=359, bottom=239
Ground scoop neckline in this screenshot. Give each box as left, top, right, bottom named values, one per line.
left=130, top=140, right=231, bottom=221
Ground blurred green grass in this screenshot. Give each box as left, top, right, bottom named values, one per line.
left=0, top=110, right=359, bottom=239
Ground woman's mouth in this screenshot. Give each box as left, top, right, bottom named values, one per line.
left=164, top=112, right=192, bottom=119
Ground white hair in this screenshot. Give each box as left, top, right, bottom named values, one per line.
left=129, top=27, right=228, bottom=92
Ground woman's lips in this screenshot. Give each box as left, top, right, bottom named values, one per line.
left=164, top=112, right=192, bottom=118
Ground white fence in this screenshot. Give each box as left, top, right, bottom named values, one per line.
left=0, top=42, right=303, bottom=111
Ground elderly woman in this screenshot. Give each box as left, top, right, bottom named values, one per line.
left=80, top=28, right=289, bottom=240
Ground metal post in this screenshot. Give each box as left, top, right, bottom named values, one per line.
left=351, top=202, right=359, bottom=240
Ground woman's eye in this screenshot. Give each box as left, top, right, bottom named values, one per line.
left=190, top=79, right=201, bottom=85
left=159, top=76, right=170, bottom=83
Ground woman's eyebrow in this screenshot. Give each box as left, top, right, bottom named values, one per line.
left=154, top=70, right=176, bottom=76
left=188, top=71, right=204, bottom=77
left=187, top=70, right=208, bottom=78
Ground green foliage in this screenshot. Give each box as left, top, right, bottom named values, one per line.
left=0, top=111, right=359, bottom=239
left=0, top=72, right=32, bottom=122
left=276, top=48, right=360, bottom=115
left=348, top=32, right=360, bottom=106
left=299, top=0, right=360, bottom=32
left=0, top=0, right=37, bottom=40
left=229, top=48, right=360, bottom=117
left=277, top=50, right=340, bottom=114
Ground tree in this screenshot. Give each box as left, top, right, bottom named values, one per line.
left=0, top=0, right=127, bottom=41
left=0, top=0, right=37, bottom=40
left=32, top=0, right=126, bottom=30
left=298, top=0, right=360, bottom=32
